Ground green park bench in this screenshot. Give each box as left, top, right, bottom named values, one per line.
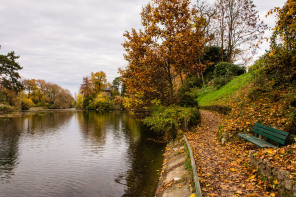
left=238, top=123, right=289, bottom=148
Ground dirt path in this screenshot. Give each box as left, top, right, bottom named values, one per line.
left=186, top=110, right=276, bottom=197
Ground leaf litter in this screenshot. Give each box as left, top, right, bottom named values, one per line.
left=186, top=110, right=277, bottom=197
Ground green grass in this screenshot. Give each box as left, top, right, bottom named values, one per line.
left=184, top=143, right=192, bottom=172
left=196, top=73, right=254, bottom=106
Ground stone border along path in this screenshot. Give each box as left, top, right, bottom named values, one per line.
left=155, top=139, right=195, bottom=197
left=186, top=110, right=277, bottom=196
left=184, top=134, right=203, bottom=197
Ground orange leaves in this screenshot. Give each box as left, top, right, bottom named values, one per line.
left=186, top=110, right=276, bottom=196
left=255, top=143, right=296, bottom=175
left=121, top=0, right=209, bottom=108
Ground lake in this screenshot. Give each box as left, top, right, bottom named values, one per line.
left=0, top=111, right=165, bottom=197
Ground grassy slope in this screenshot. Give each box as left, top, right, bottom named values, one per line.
left=197, top=73, right=253, bottom=106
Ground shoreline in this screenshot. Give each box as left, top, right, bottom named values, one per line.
left=0, top=108, right=78, bottom=117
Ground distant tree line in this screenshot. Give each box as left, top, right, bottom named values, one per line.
left=0, top=45, right=74, bottom=111
left=22, top=79, right=74, bottom=110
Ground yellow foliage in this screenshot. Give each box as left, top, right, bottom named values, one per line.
left=75, top=94, right=84, bottom=109
left=22, top=98, right=35, bottom=107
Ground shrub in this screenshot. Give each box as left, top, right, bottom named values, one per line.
left=75, top=94, right=84, bottom=109
left=143, top=106, right=201, bottom=138
left=178, top=92, right=198, bottom=107
left=248, top=56, right=266, bottom=77
left=213, top=62, right=245, bottom=88
left=92, top=94, right=114, bottom=111
left=177, top=76, right=201, bottom=107
left=263, top=49, right=296, bottom=86
left=213, top=76, right=229, bottom=89
left=83, top=96, right=92, bottom=109
left=21, top=98, right=35, bottom=110
left=215, top=62, right=245, bottom=77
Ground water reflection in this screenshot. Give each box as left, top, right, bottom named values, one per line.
left=0, top=111, right=165, bottom=197
left=0, top=118, right=21, bottom=181
left=122, top=125, right=165, bottom=196
left=0, top=112, right=74, bottom=181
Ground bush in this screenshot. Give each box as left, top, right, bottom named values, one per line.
left=177, top=76, right=201, bottom=107
left=178, top=92, right=198, bottom=107
left=248, top=56, right=266, bottom=77
left=83, top=96, right=92, bottom=109
left=21, top=98, right=35, bottom=110
left=214, top=62, right=245, bottom=77
left=213, top=76, right=229, bottom=89
left=143, top=106, right=201, bottom=138
left=92, top=94, right=114, bottom=111
left=213, top=62, right=245, bottom=88
left=263, top=49, right=296, bottom=86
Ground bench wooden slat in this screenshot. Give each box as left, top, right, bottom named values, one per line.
left=253, top=128, right=286, bottom=145
left=254, top=126, right=287, bottom=141
left=238, top=123, right=289, bottom=148
left=238, top=134, right=276, bottom=148
left=255, top=123, right=289, bottom=137
left=254, top=124, right=288, bottom=140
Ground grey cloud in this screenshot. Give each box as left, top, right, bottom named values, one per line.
left=1, top=0, right=149, bottom=95
left=0, top=0, right=286, bottom=95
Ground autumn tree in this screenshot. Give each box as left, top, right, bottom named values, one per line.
left=261, top=0, right=296, bottom=85
left=77, top=71, right=112, bottom=110
left=195, top=1, right=217, bottom=46
left=269, top=0, right=296, bottom=51
left=213, top=0, right=267, bottom=62
left=90, top=71, right=107, bottom=94
left=51, top=88, right=74, bottom=109
left=23, top=79, right=37, bottom=96
left=121, top=0, right=208, bottom=109
left=79, top=71, right=107, bottom=98
left=79, top=76, right=93, bottom=97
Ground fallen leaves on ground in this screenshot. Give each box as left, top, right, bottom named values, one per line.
left=255, top=144, right=296, bottom=175
left=217, top=83, right=296, bottom=176
left=186, top=110, right=278, bottom=197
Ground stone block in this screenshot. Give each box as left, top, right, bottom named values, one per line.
left=272, top=168, right=279, bottom=177
left=284, top=180, right=294, bottom=191
left=278, top=169, right=289, bottom=180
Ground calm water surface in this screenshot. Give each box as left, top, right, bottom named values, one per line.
left=0, top=111, right=165, bottom=197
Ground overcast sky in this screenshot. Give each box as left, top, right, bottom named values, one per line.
left=0, top=0, right=286, bottom=95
